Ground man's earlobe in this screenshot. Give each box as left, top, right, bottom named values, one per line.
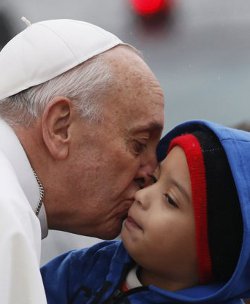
left=42, top=97, right=72, bottom=160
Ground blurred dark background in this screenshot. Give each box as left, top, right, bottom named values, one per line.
left=1, top=0, right=250, bottom=264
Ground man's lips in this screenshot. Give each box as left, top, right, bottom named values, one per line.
left=116, top=199, right=134, bottom=218
left=124, top=215, right=143, bottom=231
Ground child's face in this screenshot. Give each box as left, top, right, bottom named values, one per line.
left=121, top=146, right=199, bottom=289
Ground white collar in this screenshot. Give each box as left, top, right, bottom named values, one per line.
left=0, top=119, right=48, bottom=239
left=125, top=266, right=142, bottom=289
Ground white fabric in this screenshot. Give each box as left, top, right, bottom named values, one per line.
left=0, top=18, right=124, bottom=100
left=0, top=119, right=48, bottom=238
left=126, top=266, right=142, bottom=289
left=0, top=119, right=47, bottom=303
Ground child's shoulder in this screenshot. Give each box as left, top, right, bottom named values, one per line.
left=71, top=239, right=122, bottom=261
left=69, top=239, right=129, bottom=271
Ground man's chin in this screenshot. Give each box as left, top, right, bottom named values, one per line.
left=98, top=223, right=123, bottom=240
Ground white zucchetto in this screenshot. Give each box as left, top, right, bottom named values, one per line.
left=0, top=18, right=124, bottom=100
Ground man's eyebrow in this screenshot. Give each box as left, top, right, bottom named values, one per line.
left=132, top=121, right=163, bottom=133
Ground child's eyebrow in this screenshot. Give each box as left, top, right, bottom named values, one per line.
left=171, top=179, right=190, bottom=202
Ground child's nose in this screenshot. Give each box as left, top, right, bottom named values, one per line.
left=134, top=187, right=151, bottom=210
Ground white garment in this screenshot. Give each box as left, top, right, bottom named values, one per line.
left=125, top=266, right=142, bottom=289
left=0, top=119, right=48, bottom=303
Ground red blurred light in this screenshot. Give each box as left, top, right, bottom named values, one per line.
left=130, top=0, right=168, bottom=15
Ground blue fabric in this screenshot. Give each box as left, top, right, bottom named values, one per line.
left=41, top=120, right=250, bottom=303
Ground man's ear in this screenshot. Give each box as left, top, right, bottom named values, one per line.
left=42, top=97, right=73, bottom=160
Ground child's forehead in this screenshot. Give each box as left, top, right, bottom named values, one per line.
left=155, top=145, right=187, bottom=179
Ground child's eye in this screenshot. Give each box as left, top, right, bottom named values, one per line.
left=164, top=194, right=178, bottom=208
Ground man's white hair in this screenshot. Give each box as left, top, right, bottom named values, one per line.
left=0, top=52, right=113, bottom=127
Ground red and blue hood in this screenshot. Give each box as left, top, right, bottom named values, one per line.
left=156, top=119, right=250, bottom=302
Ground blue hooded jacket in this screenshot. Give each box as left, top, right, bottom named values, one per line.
left=41, top=120, right=250, bottom=304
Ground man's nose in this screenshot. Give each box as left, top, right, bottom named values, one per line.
left=134, top=152, right=158, bottom=188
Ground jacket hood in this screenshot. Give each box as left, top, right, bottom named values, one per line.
left=155, top=119, right=250, bottom=302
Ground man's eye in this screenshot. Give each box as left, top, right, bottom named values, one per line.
left=164, top=194, right=178, bottom=208
left=143, top=175, right=157, bottom=187
left=132, top=140, right=147, bottom=155
left=149, top=175, right=157, bottom=184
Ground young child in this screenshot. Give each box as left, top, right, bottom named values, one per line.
left=41, top=120, right=250, bottom=304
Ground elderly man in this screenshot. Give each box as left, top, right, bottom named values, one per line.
left=0, top=19, right=164, bottom=303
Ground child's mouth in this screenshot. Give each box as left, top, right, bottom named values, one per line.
left=125, top=215, right=143, bottom=231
